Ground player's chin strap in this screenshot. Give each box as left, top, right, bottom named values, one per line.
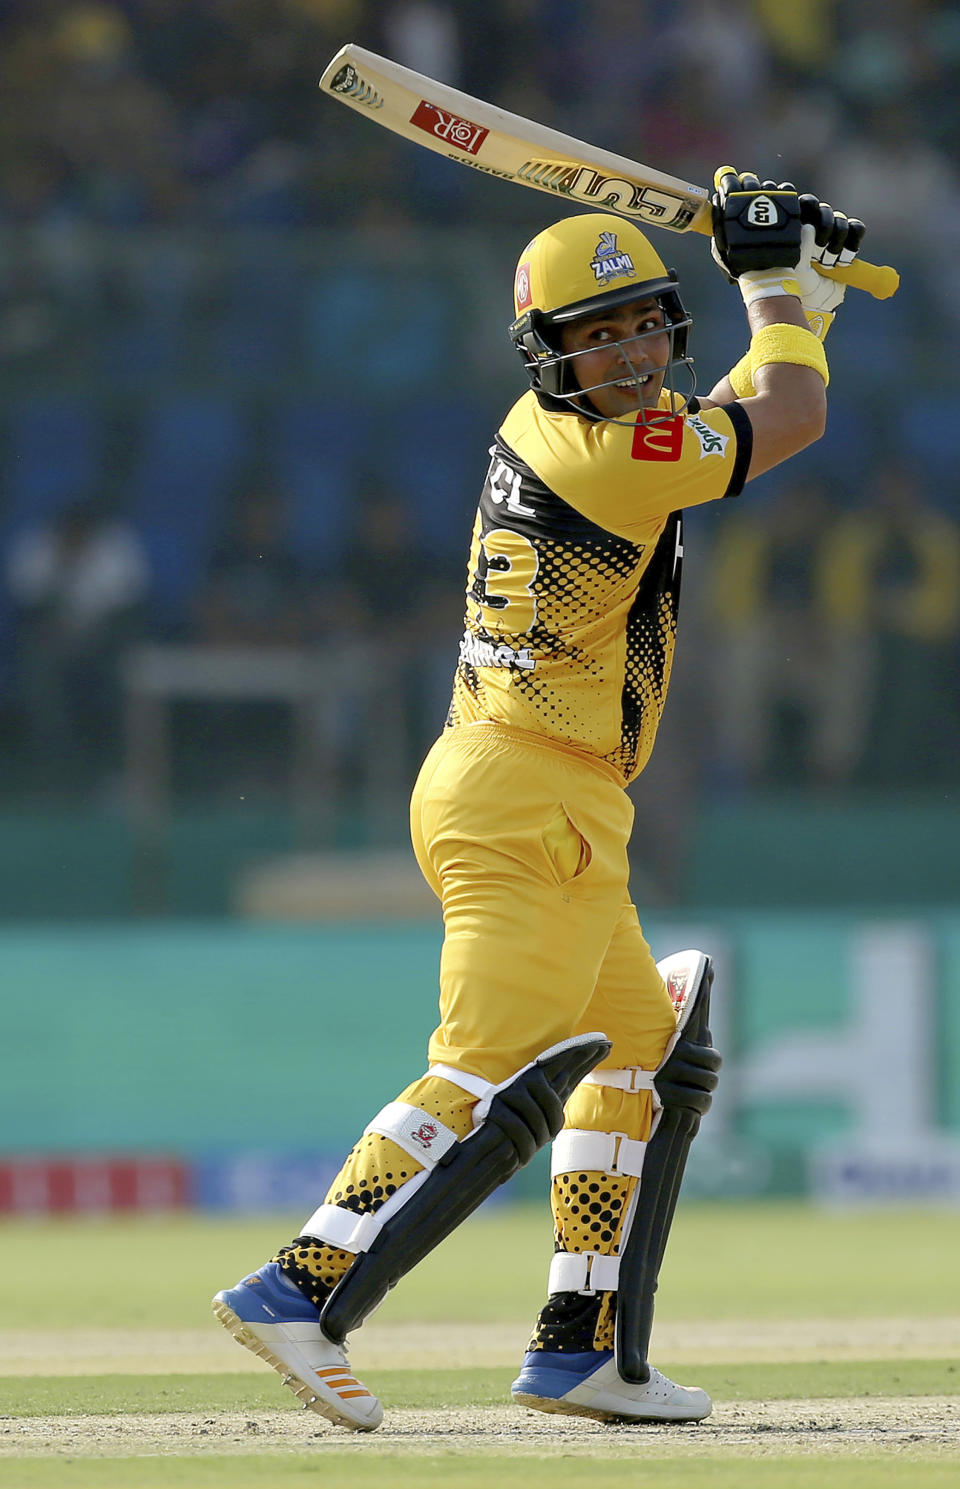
left=546, top=952, right=721, bottom=1384
left=312, top=1030, right=612, bottom=1346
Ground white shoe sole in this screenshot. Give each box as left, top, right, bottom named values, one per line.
left=212, top=1297, right=383, bottom=1432
left=512, top=1388, right=709, bottom=1424
left=513, top=1358, right=711, bottom=1424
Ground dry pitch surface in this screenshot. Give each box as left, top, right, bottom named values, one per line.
left=3, top=1317, right=958, bottom=1462
left=2, top=1206, right=958, bottom=1481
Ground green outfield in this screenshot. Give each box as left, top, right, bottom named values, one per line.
left=2, top=1202, right=958, bottom=1488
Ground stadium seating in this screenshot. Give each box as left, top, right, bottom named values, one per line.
left=2, top=397, right=105, bottom=530
left=127, top=397, right=247, bottom=625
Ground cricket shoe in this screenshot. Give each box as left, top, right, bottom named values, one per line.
left=212, top=1262, right=382, bottom=1431
left=511, top=1349, right=711, bottom=1423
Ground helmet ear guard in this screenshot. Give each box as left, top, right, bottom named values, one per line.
left=509, top=308, right=566, bottom=403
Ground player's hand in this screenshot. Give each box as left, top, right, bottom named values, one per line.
left=710, top=167, right=803, bottom=295
left=794, top=196, right=867, bottom=338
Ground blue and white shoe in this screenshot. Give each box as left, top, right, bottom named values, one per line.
left=511, top=1349, right=711, bottom=1423
left=212, top=1262, right=382, bottom=1431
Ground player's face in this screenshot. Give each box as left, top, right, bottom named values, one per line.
left=560, top=298, right=671, bottom=419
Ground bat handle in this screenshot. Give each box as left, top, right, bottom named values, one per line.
left=814, top=258, right=900, bottom=300
left=690, top=211, right=900, bottom=300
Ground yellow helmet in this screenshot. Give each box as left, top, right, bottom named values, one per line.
left=509, top=213, right=694, bottom=418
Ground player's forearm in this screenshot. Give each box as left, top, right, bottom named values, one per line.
left=705, top=297, right=824, bottom=418
left=736, top=294, right=826, bottom=475
left=747, top=293, right=826, bottom=413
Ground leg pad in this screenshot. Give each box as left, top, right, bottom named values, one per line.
left=320, top=1031, right=611, bottom=1343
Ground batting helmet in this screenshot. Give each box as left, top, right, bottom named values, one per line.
left=509, top=213, right=695, bottom=421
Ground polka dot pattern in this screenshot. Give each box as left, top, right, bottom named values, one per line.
left=449, top=456, right=682, bottom=785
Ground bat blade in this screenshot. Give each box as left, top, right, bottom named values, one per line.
left=320, top=44, right=710, bottom=234
left=320, top=45, right=899, bottom=301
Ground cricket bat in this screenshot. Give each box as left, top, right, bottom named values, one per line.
left=319, top=44, right=899, bottom=301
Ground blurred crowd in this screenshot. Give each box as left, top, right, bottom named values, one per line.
left=1, top=1, right=959, bottom=240
left=5, top=449, right=958, bottom=808
left=0, top=0, right=958, bottom=832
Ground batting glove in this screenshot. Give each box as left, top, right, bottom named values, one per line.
left=794, top=195, right=867, bottom=339
left=710, top=167, right=804, bottom=306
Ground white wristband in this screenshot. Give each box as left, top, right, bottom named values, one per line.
left=737, top=269, right=802, bottom=307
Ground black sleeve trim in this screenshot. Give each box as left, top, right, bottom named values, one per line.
left=722, top=400, right=753, bottom=498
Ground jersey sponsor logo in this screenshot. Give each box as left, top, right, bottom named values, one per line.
left=685, top=413, right=729, bottom=460
left=591, top=231, right=636, bottom=286
left=631, top=412, right=684, bottom=462
left=515, top=262, right=532, bottom=310
left=459, top=630, right=536, bottom=672
left=409, top=100, right=488, bottom=155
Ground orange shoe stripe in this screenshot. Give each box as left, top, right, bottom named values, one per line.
left=315, top=1366, right=371, bottom=1397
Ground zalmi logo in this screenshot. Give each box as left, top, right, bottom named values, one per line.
left=591, top=232, right=636, bottom=286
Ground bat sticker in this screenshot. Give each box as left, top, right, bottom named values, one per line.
left=329, top=64, right=384, bottom=109
left=410, top=100, right=489, bottom=155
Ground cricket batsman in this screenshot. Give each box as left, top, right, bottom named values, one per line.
left=213, top=170, right=866, bottom=1428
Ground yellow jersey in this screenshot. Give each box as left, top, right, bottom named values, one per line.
left=448, top=390, right=752, bottom=783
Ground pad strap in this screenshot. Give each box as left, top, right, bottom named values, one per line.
left=469, top=1033, right=609, bottom=1126
left=363, top=1101, right=460, bottom=1167
left=301, top=1170, right=431, bottom=1253
left=548, top=1251, right=621, bottom=1295
left=427, top=1064, right=494, bottom=1101
left=550, top=1129, right=647, bottom=1180
left=580, top=1067, right=656, bottom=1092
left=319, top=1030, right=613, bottom=1343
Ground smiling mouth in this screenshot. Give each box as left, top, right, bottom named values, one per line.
left=614, top=373, right=651, bottom=390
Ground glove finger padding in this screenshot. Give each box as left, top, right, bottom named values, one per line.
left=825, top=210, right=850, bottom=261
left=797, top=195, right=867, bottom=269
left=799, top=193, right=835, bottom=249
left=711, top=165, right=803, bottom=281
left=819, top=211, right=866, bottom=269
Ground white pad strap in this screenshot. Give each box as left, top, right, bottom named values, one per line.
left=580, top=1067, right=656, bottom=1092
left=300, top=1167, right=431, bottom=1254
left=548, top=1250, right=621, bottom=1295
left=364, top=1101, right=459, bottom=1168
left=427, top=1064, right=494, bottom=1101
left=299, top=1031, right=611, bottom=1258
left=470, top=1032, right=609, bottom=1127
left=551, top=1129, right=646, bottom=1180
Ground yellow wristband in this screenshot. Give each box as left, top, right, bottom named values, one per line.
left=728, top=352, right=755, bottom=398
left=749, top=322, right=829, bottom=387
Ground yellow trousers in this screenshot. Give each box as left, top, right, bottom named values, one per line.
left=410, top=721, right=677, bottom=1082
